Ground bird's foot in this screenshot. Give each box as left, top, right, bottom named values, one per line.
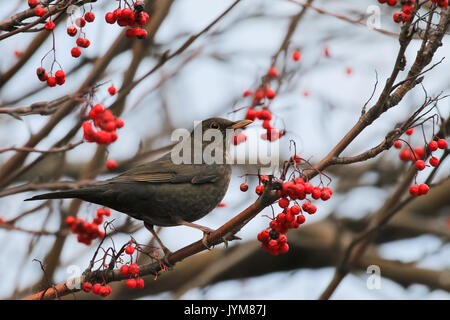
left=144, top=223, right=174, bottom=266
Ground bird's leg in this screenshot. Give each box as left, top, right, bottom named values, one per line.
left=180, top=221, right=215, bottom=250
left=144, top=223, right=173, bottom=266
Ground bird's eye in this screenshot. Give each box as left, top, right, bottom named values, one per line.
left=210, top=122, right=219, bottom=129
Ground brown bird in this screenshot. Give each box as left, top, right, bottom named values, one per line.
left=25, top=118, right=252, bottom=255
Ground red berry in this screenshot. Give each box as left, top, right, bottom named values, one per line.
left=108, top=85, right=117, bottom=95
left=279, top=243, right=289, bottom=253
left=135, top=278, right=145, bottom=289
left=320, top=190, right=331, bottom=201
left=76, top=17, right=86, bottom=28
left=409, top=185, right=419, bottom=196
left=265, top=89, right=276, bottom=99
left=44, top=21, right=55, bottom=31
left=126, top=279, right=136, bottom=289
left=35, top=6, right=45, bottom=17
left=129, top=263, right=139, bottom=275
left=257, top=229, right=270, bottom=242
left=387, top=0, right=398, bottom=5
left=120, top=265, right=129, bottom=276
left=428, top=140, right=438, bottom=151
left=292, top=50, right=301, bottom=61
left=71, top=47, right=82, bottom=58
left=99, top=285, right=111, bottom=297
left=134, top=27, right=148, bottom=39
left=296, top=214, right=306, bottom=224
left=414, top=147, right=425, bottom=159
left=415, top=160, right=426, bottom=171
left=399, top=149, right=411, bottom=161
left=136, top=12, right=149, bottom=26
left=255, top=185, right=264, bottom=195
left=290, top=205, right=301, bottom=215
left=93, top=215, right=103, bottom=225
left=76, top=38, right=90, bottom=48
left=437, top=139, right=447, bottom=149
left=243, top=89, right=252, bottom=97
left=311, top=187, right=321, bottom=200
left=105, top=12, right=117, bottom=24
left=55, top=69, right=65, bottom=79
left=28, top=0, right=38, bottom=8
left=402, top=5, right=414, bottom=15
left=418, top=183, right=429, bottom=195
left=429, top=157, right=439, bottom=167
left=240, top=183, right=248, bottom=192
left=394, top=140, right=402, bottom=149
left=115, top=118, right=125, bottom=128
left=278, top=198, right=290, bottom=208
left=405, top=128, right=414, bottom=135
left=85, top=12, right=95, bottom=22
left=92, top=283, right=102, bottom=295
left=65, top=216, right=75, bottom=226
left=267, top=66, right=278, bottom=77
left=125, top=245, right=135, bottom=255
left=82, top=282, right=92, bottom=293
left=106, top=160, right=117, bottom=171
left=254, top=90, right=264, bottom=101
left=47, top=76, right=56, bottom=87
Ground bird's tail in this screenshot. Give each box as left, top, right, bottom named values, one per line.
left=25, top=189, right=90, bottom=201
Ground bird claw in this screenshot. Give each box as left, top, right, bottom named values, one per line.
left=201, top=230, right=213, bottom=250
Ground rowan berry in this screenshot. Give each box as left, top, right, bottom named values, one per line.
left=106, top=160, right=118, bottom=171
left=267, top=67, right=278, bottom=77
left=135, top=278, right=145, bottom=289
left=409, top=185, right=419, bottom=196
left=47, top=76, right=56, bottom=87
left=67, top=25, right=77, bottom=37
left=437, top=139, right=447, bottom=149
left=292, top=50, right=301, bottom=61
left=125, top=245, right=135, bottom=255
left=394, top=140, right=402, bottom=149
left=425, top=142, right=438, bottom=153
left=429, top=157, right=439, bottom=167
left=129, top=263, right=139, bottom=276
left=418, top=183, right=429, bottom=195
left=28, top=0, right=38, bottom=8
left=265, top=89, right=276, bottom=99
left=105, top=12, right=116, bottom=24
left=35, top=6, right=45, bottom=17
left=120, top=265, right=129, bottom=276
left=44, top=21, right=55, bottom=31
left=76, top=17, right=86, bottom=28
left=240, top=183, right=248, bottom=192
left=82, top=282, right=92, bottom=293
left=415, top=160, right=426, bottom=171
left=92, top=283, right=102, bottom=295
left=85, top=12, right=95, bottom=22
left=126, top=279, right=136, bottom=289
left=405, top=128, right=414, bottom=135
left=71, top=47, right=82, bottom=58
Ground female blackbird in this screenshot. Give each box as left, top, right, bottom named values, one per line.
left=26, top=118, right=252, bottom=253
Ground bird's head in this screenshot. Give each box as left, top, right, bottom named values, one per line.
left=183, top=117, right=252, bottom=163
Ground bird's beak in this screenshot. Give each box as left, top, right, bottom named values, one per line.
left=229, top=119, right=253, bottom=129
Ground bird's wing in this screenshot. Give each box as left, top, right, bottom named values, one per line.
left=110, top=153, right=221, bottom=184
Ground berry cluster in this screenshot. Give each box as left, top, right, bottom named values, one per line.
left=249, top=163, right=333, bottom=255
left=82, top=104, right=124, bottom=145
left=64, top=208, right=110, bottom=245
left=36, top=67, right=65, bottom=87
left=105, top=1, right=149, bottom=39
left=120, top=244, right=145, bottom=289
left=431, top=0, right=449, bottom=8
left=82, top=282, right=112, bottom=297
left=68, top=11, right=95, bottom=58
left=393, top=127, right=447, bottom=197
